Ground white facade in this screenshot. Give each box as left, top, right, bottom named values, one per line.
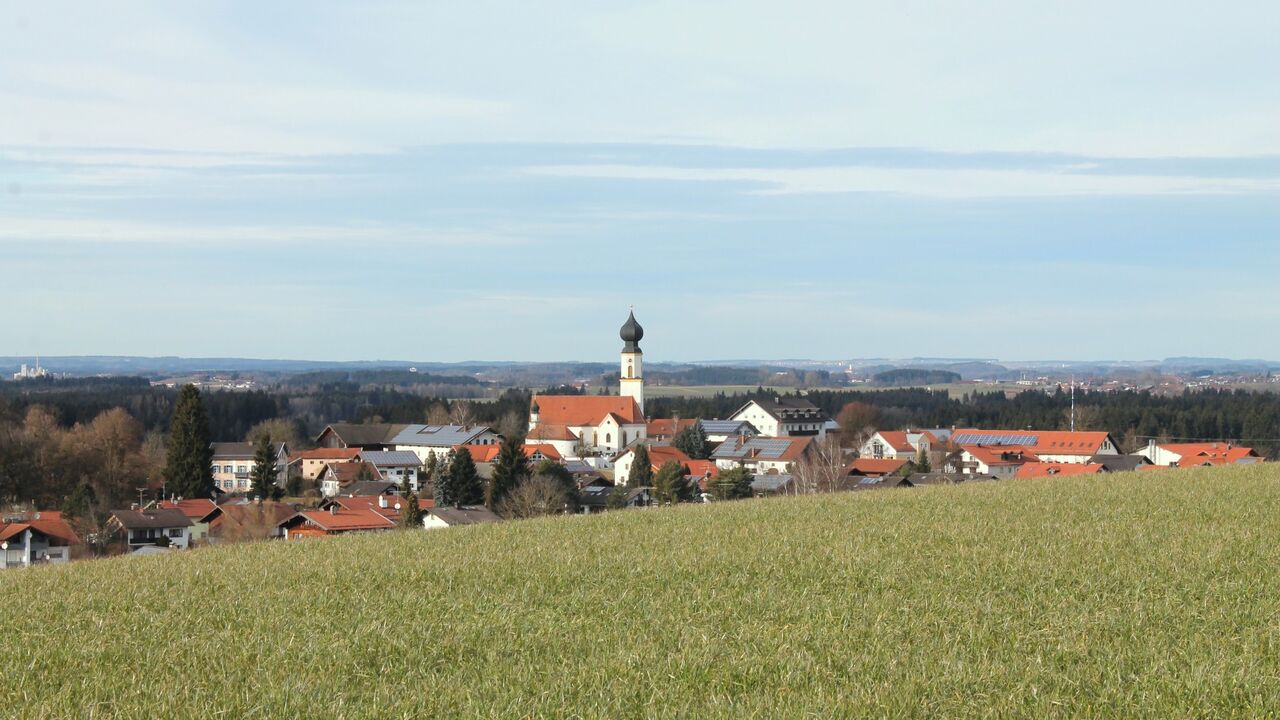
left=0, top=529, right=70, bottom=568
left=620, top=350, right=644, bottom=416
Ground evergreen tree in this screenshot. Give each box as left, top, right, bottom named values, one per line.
left=652, top=460, right=694, bottom=504
left=443, top=447, right=483, bottom=506
left=605, top=484, right=630, bottom=510
left=628, top=445, right=653, bottom=487
left=672, top=422, right=709, bottom=459
left=710, top=466, right=754, bottom=500
left=399, top=490, right=423, bottom=528
left=165, top=384, right=214, bottom=499
left=433, top=451, right=454, bottom=506
left=249, top=432, right=278, bottom=500
left=354, top=463, right=375, bottom=484
left=399, top=472, right=412, bottom=495
left=915, top=447, right=932, bottom=473
left=487, top=435, right=529, bottom=510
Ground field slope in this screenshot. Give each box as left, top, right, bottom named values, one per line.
left=4, top=465, right=1280, bottom=718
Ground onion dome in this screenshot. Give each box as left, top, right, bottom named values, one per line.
left=620, top=310, right=644, bottom=352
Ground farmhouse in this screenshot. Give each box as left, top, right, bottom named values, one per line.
left=355, top=450, right=423, bottom=491
left=210, top=441, right=290, bottom=493
left=729, top=396, right=828, bottom=439
left=315, top=423, right=405, bottom=450
left=155, top=499, right=221, bottom=542
left=107, top=508, right=194, bottom=550
left=951, top=429, right=1120, bottom=463
left=1135, top=441, right=1263, bottom=468
left=292, top=447, right=362, bottom=481
left=0, top=511, right=79, bottom=568
left=391, top=424, right=501, bottom=465
left=712, top=436, right=812, bottom=474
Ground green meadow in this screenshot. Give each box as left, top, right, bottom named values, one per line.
left=3, top=465, right=1280, bottom=718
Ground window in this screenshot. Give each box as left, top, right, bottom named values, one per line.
left=626, top=367, right=633, bottom=378
left=605, top=433, right=612, bottom=444
left=168, top=528, right=183, bottom=538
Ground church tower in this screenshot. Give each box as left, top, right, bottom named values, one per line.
left=619, top=309, right=645, bottom=416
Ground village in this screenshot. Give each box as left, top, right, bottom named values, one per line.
left=0, top=310, right=1266, bottom=570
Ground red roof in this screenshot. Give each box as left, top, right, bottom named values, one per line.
left=323, top=461, right=385, bottom=485
left=285, top=506, right=397, bottom=533
left=0, top=511, right=79, bottom=545
left=293, top=448, right=362, bottom=461
left=533, top=395, right=642, bottom=426
left=952, top=429, right=1112, bottom=456
left=454, top=443, right=564, bottom=464
left=1156, top=443, right=1262, bottom=467
left=526, top=424, right=577, bottom=442
left=961, top=445, right=1040, bottom=467
left=157, top=499, right=220, bottom=522
left=846, top=458, right=909, bottom=476
left=877, top=431, right=916, bottom=453
left=328, top=495, right=435, bottom=520
left=1015, top=462, right=1105, bottom=478
left=646, top=418, right=697, bottom=438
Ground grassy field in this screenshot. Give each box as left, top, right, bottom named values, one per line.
left=4, top=465, right=1280, bottom=718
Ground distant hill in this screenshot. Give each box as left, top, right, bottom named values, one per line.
left=3, top=465, right=1278, bottom=716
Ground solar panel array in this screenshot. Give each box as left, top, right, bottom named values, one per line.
left=952, top=432, right=1038, bottom=446
left=713, top=437, right=795, bottom=459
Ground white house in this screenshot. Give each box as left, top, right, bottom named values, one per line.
left=391, top=424, right=501, bottom=465
left=860, top=431, right=919, bottom=460
left=698, top=419, right=759, bottom=444
left=211, top=441, right=291, bottom=493
left=711, top=436, right=813, bottom=475
left=0, top=511, right=78, bottom=568
left=950, top=429, right=1119, bottom=464
left=423, top=506, right=501, bottom=530
left=1134, top=441, right=1263, bottom=468
left=356, top=450, right=423, bottom=491
left=729, top=397, right=829, bottom=439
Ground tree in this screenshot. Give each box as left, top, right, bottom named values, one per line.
left=499, top=475, right=569, bottom=519
left=354, top=462, right=375, bottom=484
left=914, top=446, right=931, bottom=473
left=627, top=445, right=653, bottom=487
left=792, top=436, right=847, bottom=494
left=487, top=435, right=529, bottom=510
left=837, top=401, right=880, bottom=450
left=672, top=422, right=709, bottom=459
left=244, top=418, right=302, bottom=450
left=530, top=459, right=578, bottom=510
left=399, top=490, right=423, bottom=528
left=652, top=460, right=694, bottom=504
left=605, top=484, right=631, bottom=511
left=249, top=432, right=279, bottom=500
left=438, top=448, right=483, bottom=507
left=449, top=400, right=475, bottom=428
left=164, top=385, right=214, bottom=499
left=710, top=466, right=753, bottom=500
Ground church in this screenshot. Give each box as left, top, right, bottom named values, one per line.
left=527, top=310, right=649, bottom=463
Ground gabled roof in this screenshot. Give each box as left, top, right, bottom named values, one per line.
left=390, top=424, right=496, bottom=448
left=292, top=448, right=362, bottom=462
left=874, top=431, right=916, bottom=453
left=456, top=443, right=564, bottom=463
left=532, top=395, right=643, bottom=426
left=322, top=461, right=384, bottom=486
left=156, top=499, right=220, bottom=523
left=356, top=450, right=422, bottom=467
left=699, top=419, right=758, bottom=436
left=962, top=445, right=1040, bottom=466
left=340, top=480, right=401, bottom=496
left=846, top=457, right=909, bottom=477
left=314, top=423, right=406, bottom=447
left=281, top=507, right=397, bottom=532
left=526, top=424, right=577, bottom=442
left=646, top=418, right=698, bottom=437
left=427, top=506, right=501, bottom=526
left=1015, top=462, right=1106, bottom=478
left=950, top=429, right=1114, bottom=456
left=731, top=396, right=828, bottom=423
left=711, top=436, right=812, bottom=462
left=1089, top=455, right=1151, bottom=472
left=324, top=495, right=434, bottom=518
left=110, top=508, right=194, bottom=530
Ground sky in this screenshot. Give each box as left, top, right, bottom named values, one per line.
left=1, top=1, right=1278, bottom=363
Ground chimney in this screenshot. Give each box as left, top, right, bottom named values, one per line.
left=329, top=505, right=338, bottom=515
left=378, top=495, right=388, bottom=509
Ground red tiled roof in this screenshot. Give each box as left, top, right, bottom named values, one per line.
left=293, top=448, right=362, bottom=461
left=285, top=506, right=397, bottom=532
left=1153, top=443, right=1262, bottom=467
left=1015, top=462, right=1105, bottom=478
left=952, top=429, right=1112, bottom=456
left=846, top=458, right=909, bottom=476
left=157, top=499, right=220, bottom=522
left=323, top=461, right=385, bottom=485
left=877, top=431, right=916, bottom=453
left=533, top=395, right=643, bottom=426
left=0, top=511, right=80, bottom=545
left=646, top=418, right=697, bottom=437
left=526, top=424, right=577, bottom=442
left=962, top=445, right=1041, bottom=466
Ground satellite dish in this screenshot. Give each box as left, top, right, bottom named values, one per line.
left=394, top=503, right=402, bottom=510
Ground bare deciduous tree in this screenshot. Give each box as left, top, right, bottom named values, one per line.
left=791, top=436, right=849, bottom=494
left=499, top=475, right=569, bottom=519
left=449, top=400, right=475, bottom=428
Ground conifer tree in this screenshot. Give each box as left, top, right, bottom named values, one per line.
left=627, top=445, right=653, bottom=487
left=652, top=460, right=694, bottom=504
left=487, top=435, right=529, bottom=510
left=165, top=384, right=214, bottom=499
left=444, top=447, right=483, bottom=506
left=399, top=489, right=423, bottom=528
left=672, top=422, right=709, bottom=459
left=710, top=466, right=754, bottom=500
left=249, top=432, right=278, bottom=500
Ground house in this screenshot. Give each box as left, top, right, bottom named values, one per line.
left=321, top=494, right=434, bottom=517
left=356, top=450, right=423, bottom=491
left=749, top=474, right=794, bottom=496
left=860, top=431, right=918, bottom=460
left=337, top=480, right=402, bottom=497
left=1089, top=454, right=1153, bottom=473
left=527, top=395, right=647, bottom=459
left=699, top=420, right=759, bottom=444
left=1134, top=441, right=1263, bottom=468
left=0, top=511, right=79, bottom=568
left=577, top=486, right=652, bottom=514
left=711, top=436, right=813, bottom=474
left=423, top=506, right=501, bottom=529
left=154, top=499, right=220, bottom=542
left=390, top=424, right=501, bottom=465
left=314, top=423, right=406, bottom=450
left=278, top=506, right=398, bottom=539
left=645, top=418, right=698, bottom=442
left=729, top=396, right=829, bottom=439
left=454, top=443, right=563, bottom=464
left=959, top=445, right=1039, bottom=478
left=292, top=447, right=363, bottom=481
left=318, top=461, right=385, bottom=498
left=613, top=445, right=718, bottom=487
left=210, top=441, right=290, bottom=493
left=107, top=508, right=194, bottom=549
left=905, top=472, right=984, bottom=486
left=851, top=475, right=914, bottom=491
left=208, top=502, right=296, bottom=541
left=845, top=457, right=910, bottom=477
left=1014, top=462, right=1106, bottom=479
left=950, top=429, right=1120, bottom=463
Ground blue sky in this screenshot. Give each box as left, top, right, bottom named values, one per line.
left=1, top=1, right=1278, bottom=362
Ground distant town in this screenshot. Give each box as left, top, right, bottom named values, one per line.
left=1, top=312, right=1275, bottom=569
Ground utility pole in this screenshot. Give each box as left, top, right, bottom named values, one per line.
left=1070, top=374, right=1076, bottom=432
